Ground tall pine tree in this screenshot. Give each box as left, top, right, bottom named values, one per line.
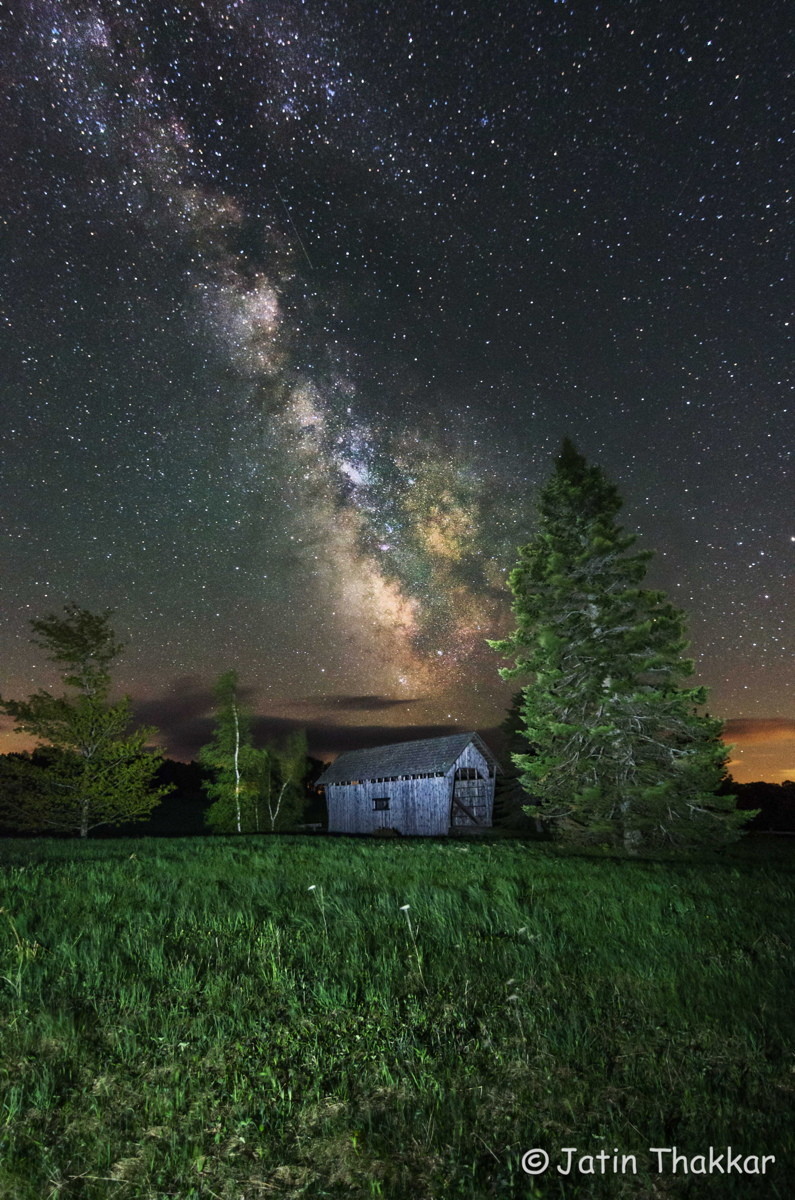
left=489, top=440, right=748, bottom=850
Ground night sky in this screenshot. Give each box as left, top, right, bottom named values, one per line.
left=1, top=0, right=791, bottom=783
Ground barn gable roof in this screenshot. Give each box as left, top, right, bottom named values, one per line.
left=316, top=731, right=499, bottom=786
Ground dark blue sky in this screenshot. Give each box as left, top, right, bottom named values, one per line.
left=1, top=0, right=791, bottom=780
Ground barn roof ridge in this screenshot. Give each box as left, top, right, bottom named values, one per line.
left=316, top=731, right=499, bottom=786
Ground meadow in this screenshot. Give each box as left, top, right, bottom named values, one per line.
left=0, top=834, right=793, bottom=1199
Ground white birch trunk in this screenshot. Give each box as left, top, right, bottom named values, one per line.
left=232, top=697, right=242, bottom=834
left=268, top=782, right=288, bottom=832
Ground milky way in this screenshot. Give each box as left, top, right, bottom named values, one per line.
left=0, top=1, right=791, bottom=780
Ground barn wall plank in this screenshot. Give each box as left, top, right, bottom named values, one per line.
left=327, top=776, right=452, bottom=835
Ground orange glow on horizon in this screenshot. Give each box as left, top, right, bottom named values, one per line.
left=3, top=715, right=793, bottom=785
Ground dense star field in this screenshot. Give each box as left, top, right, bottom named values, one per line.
left=0, top=0, right=791, bottom=781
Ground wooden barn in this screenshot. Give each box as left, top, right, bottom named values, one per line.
left=316, top=732, right=499, bottom=836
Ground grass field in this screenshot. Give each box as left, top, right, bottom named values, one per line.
left=0, top=834, right=793, bottom=1199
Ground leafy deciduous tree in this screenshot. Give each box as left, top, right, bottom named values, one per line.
left=0, top=606, right=169, bottom=836
left=199, top=671, right=262, bottom=834
left=199, top=672, right=309, bottom=834
left=264, top=729, right=309, bottom=832
left=489, top=440, right=750, bottom=850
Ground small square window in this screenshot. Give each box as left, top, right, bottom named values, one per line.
left=373, top=797, right=390, bottom=811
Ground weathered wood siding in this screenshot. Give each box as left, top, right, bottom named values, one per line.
left=448, top=743, right=496, bottom=828
left=326, top=775, right=452, bottom=836
left=324, top=729, right=499, bottom=835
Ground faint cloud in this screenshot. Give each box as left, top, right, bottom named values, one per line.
left=131, top=675, right=257, bottom=760
left=295, top=694, right=422, bottom=711
left=129, top=675, right=503, bottom=764
left=724, top=718, right=795, bottom=744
